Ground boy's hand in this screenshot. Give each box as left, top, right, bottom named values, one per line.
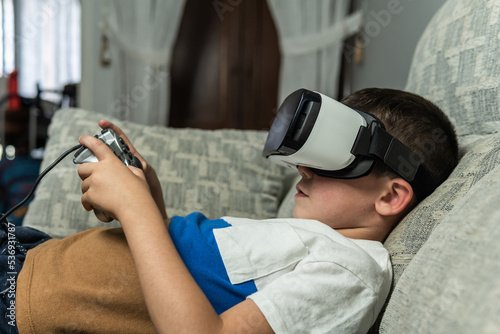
left=96, top=120, right=168, bottom=222
left=77, top=134, right=152, bottom=222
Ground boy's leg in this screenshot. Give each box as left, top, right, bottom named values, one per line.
left=0, top=217, right=51, bottom=332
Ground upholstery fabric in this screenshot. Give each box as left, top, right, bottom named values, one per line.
left=384, top=0, right=500, bottom=286
left=384, top=133, right=500, bottom=284
left=404, top=0, right=500, bottom=137
left=22, top=109, right=288, bottom=238
left=380, top=162, right=500, bottom=333
left=375, top=0, right=500, bottom=331
left=276, top=174, right=300, bottom=218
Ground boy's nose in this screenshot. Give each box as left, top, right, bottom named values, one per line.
left=297, top=166, right=314, bottom=179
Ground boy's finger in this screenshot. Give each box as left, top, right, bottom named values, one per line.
left=98, top=120, right=137, bottom=155
left=80, top=177, right=90, bottom=194
left=98, top=120, right=128, bottom=142
left=77, top=162, right=93, bottom=180
left=98, top=119, right=120, bottom=134
left=80, top=192, right=93, bottom=212
left=78, top=135, right=114, bottom=161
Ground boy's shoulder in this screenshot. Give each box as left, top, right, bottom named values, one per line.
left=219, top=216, right=390, bottom=277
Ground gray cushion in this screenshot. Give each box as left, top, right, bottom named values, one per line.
left=277, top=174, right=300, bottom=218
left=405, top=0, right=500, bottom=137
left=380, top=159, right=500, bottom=333
left=389, top=0, right=500, bottom=286
left=385, top=133, right=500, bottom=285
left=23, top=109, right=289, bottom=238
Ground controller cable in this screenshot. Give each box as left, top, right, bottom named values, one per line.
left=0, top=144, right=83, bottom=224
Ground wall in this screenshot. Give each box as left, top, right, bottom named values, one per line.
left=350, top=0, right=448, bottom=91
left=79, top=1, right=114, bottom=114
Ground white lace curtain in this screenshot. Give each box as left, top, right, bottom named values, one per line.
left=101, top=0, right=186, bottom=125
left=17, top=0, right=81, bottom=100
left=267, top=0, right=362, bottom=104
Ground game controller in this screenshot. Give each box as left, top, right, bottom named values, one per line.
left=73, top=128, right=142, bottom=222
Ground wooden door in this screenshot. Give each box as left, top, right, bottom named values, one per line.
left=169, top=0, right=281, bottom=130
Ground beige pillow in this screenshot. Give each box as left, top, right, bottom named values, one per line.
left=23, top=109, right=289, bottom=238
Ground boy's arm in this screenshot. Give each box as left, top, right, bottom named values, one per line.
left=119, top=204, right=273, bottom=334
left=77, top=135, right=273, bottom=334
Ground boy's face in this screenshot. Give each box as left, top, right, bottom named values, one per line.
left=293, top=166, right=389, bottom=233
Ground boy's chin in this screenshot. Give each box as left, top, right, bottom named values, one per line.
left=292, top=206, right=308, bottom=220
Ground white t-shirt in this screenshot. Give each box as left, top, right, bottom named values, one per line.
left=214, top=216, right=392, bottom=334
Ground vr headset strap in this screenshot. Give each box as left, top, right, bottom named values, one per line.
left=369, top=127, right=437, bottom=200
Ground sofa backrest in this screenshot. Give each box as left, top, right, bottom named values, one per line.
left=379, top=0, right=500, bottom=332
left=404, top=0, right=500, bottom=138
left=382, top=162, right=500, bottom=333
left=384, top=0, right=500, bottom=284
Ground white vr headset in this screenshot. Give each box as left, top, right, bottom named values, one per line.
left=263, top=88, right=437, bottom=199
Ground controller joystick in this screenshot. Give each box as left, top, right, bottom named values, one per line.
left=73, top=129, right=142, bottom=222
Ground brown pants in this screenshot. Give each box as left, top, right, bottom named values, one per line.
left=16, top=227, right=156, bottom=334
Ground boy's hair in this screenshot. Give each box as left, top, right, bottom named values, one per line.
left=341, top=88, right=459, bottom=202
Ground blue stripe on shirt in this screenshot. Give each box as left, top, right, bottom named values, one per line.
left=168, top=212, right=257, bottom=314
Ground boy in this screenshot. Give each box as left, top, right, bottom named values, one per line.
left=3, top=88, right=458, bottom=333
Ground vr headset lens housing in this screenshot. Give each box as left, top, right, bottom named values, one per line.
left=264, top=89, right=380, bottom=179
left=263, top=88, right=437, bottom=199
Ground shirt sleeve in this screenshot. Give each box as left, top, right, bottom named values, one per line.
left=248, top=260, right=383, bottom=334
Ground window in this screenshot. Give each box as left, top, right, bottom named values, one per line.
left=17, top=0, right=81, bottom=100
left=0, top=0, right=81, bottom=98
left=0, top=0, right=14, bottom=77
left=0, top=0, right=81, bottom=158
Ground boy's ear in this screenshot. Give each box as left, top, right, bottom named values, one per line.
left=375, top=178, right=414, bottom=217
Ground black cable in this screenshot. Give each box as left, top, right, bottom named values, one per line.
left=0, top=144, right=83, bottom=223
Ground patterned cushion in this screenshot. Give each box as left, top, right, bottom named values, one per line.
left=405, top=0, right=500, bottom=137
left=385, top=133, right=500, bottom=285
left=380, top=160, right=500, bottom=333
left=276, top=174, right=300, bottom=218
left=23, top=109, right=289, bottom=238
left=388, top=0, right=500, bottom=286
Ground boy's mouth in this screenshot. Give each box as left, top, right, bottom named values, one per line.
left=295, top=185, right=308, bottom=198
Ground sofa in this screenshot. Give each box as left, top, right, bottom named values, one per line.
left=22, top=0, right=500, bottom=332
